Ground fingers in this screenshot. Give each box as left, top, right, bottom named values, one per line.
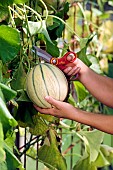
left=45, top=96, right=60, bottom=108
left=66, top=54, right=75, bottom=61
left=64, top=66, right=81, bottom=76
left=34, top=105, right=53, bottom=115
left=33, top=96, right=61, bottom=115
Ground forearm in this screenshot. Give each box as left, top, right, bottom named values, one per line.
left=71, top=108, right=113, bottom=134
left=77, top=61, right=113, bottom=107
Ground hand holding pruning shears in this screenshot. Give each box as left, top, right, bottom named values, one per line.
left=32, top=46, right=80, bottom=80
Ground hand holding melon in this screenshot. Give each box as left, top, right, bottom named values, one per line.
left=26, top=63, right=68, bottom=108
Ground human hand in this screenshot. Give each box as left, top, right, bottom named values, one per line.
left=34, top=96, right=76, bottom=119
left=63, top=57, right=88, bottom=80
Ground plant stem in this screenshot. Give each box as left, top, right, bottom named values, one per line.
left=48, top=15, right=80, bottom=40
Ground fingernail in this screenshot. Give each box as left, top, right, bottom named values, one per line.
left=67, top=67, right=72, bottom=71
left=45, top=96, right=50, bottom=100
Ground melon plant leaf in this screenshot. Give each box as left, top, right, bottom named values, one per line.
left=0, top=0, right=13, bottom=7
left=0, top=60, right=3, bottom=82
left=88, top=54, right=103, bottom=74
left=79, top=130, right=104, bottom=162
left=0, top=97, right=17, bottom=134
left=0, top=122, right=6, bottom=164
left=17, top=90, right=31, bottom=102
left=38, top=112, right=57, bottom=123
left=0, top=0, right=27, bottom=6
left=100, top=144, right=113, bottom=163
left=38, top=129, right=67, bottom=170
left=46, top=39, right=60, bottom=57
left=23, top=20, right=53, bottom=44
left=73, top=81, right=88, bottom=103
left=73, top=153, right=97, bottom=170
left=73, top=147, right=110, bottom=170
left=0, top=6, right=8, bottom=22
left=29, top=114, right=49, bottom=136
left=78, top=47, right=91, bottom=66
left=4, top=142, right=24, bottom=170
left=68, top=93, right=77, bottom=106
left=0, top=83, right=17, bottom=102
left=11, top=62, right=26, bottom=90
left=93, top=150, right=110, bottom=167
left=0, top=25, right=20, bottom=63
left=14, top=0, right=28, bottom=4
left=78, top=34, right=95, bottom=66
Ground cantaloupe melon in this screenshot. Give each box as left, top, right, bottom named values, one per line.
left=26, top=63, right=68, bottom=108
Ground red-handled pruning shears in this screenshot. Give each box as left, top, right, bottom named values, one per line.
left=32, top=46, right=78, bottom=80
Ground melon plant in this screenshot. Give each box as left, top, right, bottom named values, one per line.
left=0, top=0, right=113, bottom=170
left=26, top=63, right=68, bottom=108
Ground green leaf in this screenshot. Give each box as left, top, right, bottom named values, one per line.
left=17, top=90, right=31, bottom=102
left=0, top=122, right=6, bottom=163
left=46, top=39, right=60, bottom=57
left=0, top=6, right=8, bottom=22
left=23, top=20, right=53, bottom=44
left=93, top=150, right=110, bottom=167
left=4, top=142, right=24, bottom=170
left=78, top=34, right=95, bottom=66
left=68, top=93, right=77, bottom=106
left=87, top=55, right=103, bottom=74
left=79, top=130, right=104, bottom=162
left=0, top=83, right=17, bottom=102
left=38, top=129, right=67, bottom=170
left=29, top=114, right=49, bottom=136
left=73, top=81, right=88, bottom=103
left=0, top=60, right=3, bottom=82
left=0, top=97, right=17, bottom=134
left=100, top=144, right=113, bottom=163
left=0, top=25, right=20, bottom=63
left=78, top=48, right=91, bottom=66
left=0, top=0, right=13, bottom=7
left=73, top=154, right=97, bottom=170
left=14, top=0, right=28, bottom=4
left=11, top=62, right=26, bottom=90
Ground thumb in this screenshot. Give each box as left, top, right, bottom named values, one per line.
left=45, top=96, right=60, bottom=108
left=66, top=54, right=75, bottom=62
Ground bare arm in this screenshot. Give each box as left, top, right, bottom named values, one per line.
left=64, top=58, right=113, bottom=108
left=34, top=96, right=113, bottom=134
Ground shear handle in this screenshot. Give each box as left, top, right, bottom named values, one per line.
left=56, top=51, right=77, bottom=70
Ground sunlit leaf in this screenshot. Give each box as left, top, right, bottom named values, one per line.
left=23, top=20, right=53, bottom=44
left=93, top=150, right=110, bottom=167
left=14, top=0, right=28, bottom=4
left=0, top=97, right=17, bottom=134
left=68, top=93, right=77, bottom=106
left=0, top=83, right=17, bottom=102
left=79, top=130, right=104, bottom=162
left=88, top=54, right=103, bottom=74
left=73, top=153, right=97, bottom=170
left=73, top=81, right=88, bottom=103
left=100, top=144, right=113, bottom=163
left=0, top=25, right=20, bottom=63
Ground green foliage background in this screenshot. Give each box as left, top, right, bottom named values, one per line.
left=0, top=0, right=113, bottom=169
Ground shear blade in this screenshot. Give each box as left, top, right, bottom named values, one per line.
left=32, top=46, right=52, bottom=63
